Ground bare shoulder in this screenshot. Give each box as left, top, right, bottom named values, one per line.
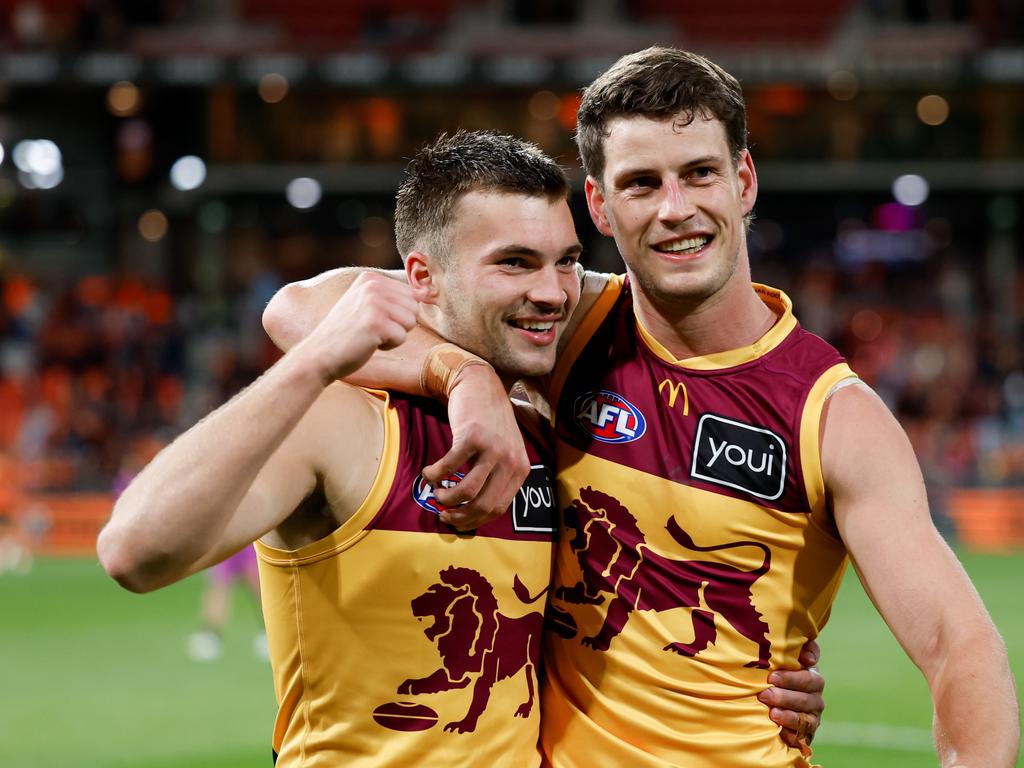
left=820, top=380, right=924, bottom=513
left=293, top=382, right=387, bottom=472
left=305, top=383, right=389, bottom=519
left=821, top=380, right=904, bottom=448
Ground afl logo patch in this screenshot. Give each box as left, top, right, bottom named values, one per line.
left=573, top=390, right=647, bottom=444
left=412, top=472, right=465, bottom=514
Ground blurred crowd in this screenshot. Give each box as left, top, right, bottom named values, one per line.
left=0, top=226, right=1021, bottom=501
left=0, top=253, right=281, bottom=495
left=785, top=255, right=1024, bottom=502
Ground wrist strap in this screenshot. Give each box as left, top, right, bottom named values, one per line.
left=420, top=343, right=492, bottom=400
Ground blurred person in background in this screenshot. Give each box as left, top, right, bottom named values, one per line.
left=185, top=546, right=267, bottom=663
left=265, top=47, right=1019, bottom=767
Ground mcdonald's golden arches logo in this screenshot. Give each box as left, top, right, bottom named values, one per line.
left=658, top=379, right=689, bottom=415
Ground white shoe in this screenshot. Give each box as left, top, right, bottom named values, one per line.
left=252, top=631, right=269, bottom=661
left=187, top=631, right=222, bottom=662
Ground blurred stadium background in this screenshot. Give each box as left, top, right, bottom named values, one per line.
left=0, top=1, right=1021, bottom=766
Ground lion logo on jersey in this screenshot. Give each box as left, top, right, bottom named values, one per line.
left=556, top=486, right=772, bottom=668
left=397, top=567, right=546, bottom=733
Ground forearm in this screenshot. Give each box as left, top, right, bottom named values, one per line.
left=98, top=347, right=326, bottom=591
left=929, top=629, right=1019, bottom=767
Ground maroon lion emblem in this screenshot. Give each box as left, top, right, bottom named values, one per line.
left=556, top=486, right=773, bottom=668
left=397, top=567, right=546, bottom=733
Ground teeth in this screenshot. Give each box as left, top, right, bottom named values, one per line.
left=658, top=236, right=709, bottom=254
left=512, top=320, right=554, bottom=332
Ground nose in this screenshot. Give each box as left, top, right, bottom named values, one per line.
left=659, top=178, right=696, bottom=225
left=527, top=265, right=568, bottom=310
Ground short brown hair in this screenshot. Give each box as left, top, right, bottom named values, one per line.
left=394, top=130, right=569, bottom=263
left=576, top=47, right=748, bottom=182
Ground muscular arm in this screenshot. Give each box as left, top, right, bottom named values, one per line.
left=824, top=383, right=1019, bottom=767
left=97, top=274, right=418, bottom=592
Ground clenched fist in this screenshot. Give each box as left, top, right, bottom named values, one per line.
left=297, top=272, right=420, bottom=384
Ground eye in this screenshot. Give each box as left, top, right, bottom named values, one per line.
left=499, top=257, right=526, bottom=269
left=626, top=175, right=658, bottom=191
left=689, top=167, right=714, bottom=182
left=557, top=254, right=580, bottom=269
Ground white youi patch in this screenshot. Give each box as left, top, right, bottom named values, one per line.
left=690, top=414, right=787, bottom=500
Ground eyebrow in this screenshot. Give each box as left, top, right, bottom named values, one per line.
left=611, top=154, right=725, bottom=186
left=491, top=242, right=583, bottom=258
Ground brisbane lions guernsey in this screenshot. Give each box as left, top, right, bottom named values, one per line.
left=541, top=276, right=856, bottom=768
left=255, top=390, right=556, bottom=768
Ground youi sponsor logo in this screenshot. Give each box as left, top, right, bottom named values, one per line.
left=690, top=414, right=787, bottom=500
left=573, top=390, right=647, bottom=444
left=412, top=472, right=466, bottom=514
left=511, top=464, right=556, bottom=533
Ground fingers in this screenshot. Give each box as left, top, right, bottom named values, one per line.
left=428, top=445, right=523, bottom=531
left=758, top=687, right=823, bottom=721
left=375, top=320, right=413, bottom=351
left=798, top=638, right=821, bottom=668
left=423, top=443, right=479, bottom=500
left=439, top=461, right=522, bottom=531
left=425, top=437, right=528, bottom=531
left=760, top=669, right=823, bottom=754
left=766, top=666, right=824, bottom=695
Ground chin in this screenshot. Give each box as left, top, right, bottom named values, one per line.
left=501, top=355, right=555, bottom=380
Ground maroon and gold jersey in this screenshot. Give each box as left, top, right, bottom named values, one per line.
left=256, top=390, right=556, bottom=767
left=541, top=277, right=856, bottom=768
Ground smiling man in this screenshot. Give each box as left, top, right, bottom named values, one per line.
left=534, top=48, right=1017, bottom=768
left=99, top=131, right=583, bottom=766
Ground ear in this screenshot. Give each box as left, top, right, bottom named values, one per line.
left=405, top=250, right=441, bottom=304
left=736, top=149, right=758, bottom=216
left=584, top=176, right=614, bottom=237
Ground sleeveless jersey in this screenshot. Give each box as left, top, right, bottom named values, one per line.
left=256, top=390, right=556, bottom=767
left=541, top=277, right=856, bottom=768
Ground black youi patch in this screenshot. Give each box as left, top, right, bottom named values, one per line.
left=511, top=464, right=557, bottom=533
left=690, top=414, right=787, bottom=500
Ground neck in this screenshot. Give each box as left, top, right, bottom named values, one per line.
left=630, top=274, right=777, bottom=361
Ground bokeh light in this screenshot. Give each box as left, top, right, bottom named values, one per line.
left=892, top=174, right=929, bottom=207
left=107, top=81, right=141, bottom=117
left=286, top=177, right=321, bottom=209
left=359, top=216, right=391, bottom=248
left=528, top=90, right=560, bottom=121
left=827, top=70, right=859, bottom=101
left=916, top=94, right=949, bottom=126
left=259, top=73, right=289, bottom=104
left=169, top=155, right=207, bottom=191
left=138, top=209, right=169, bottom=242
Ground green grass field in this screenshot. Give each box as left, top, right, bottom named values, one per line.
left=1, top=553, right=1021, bottom=767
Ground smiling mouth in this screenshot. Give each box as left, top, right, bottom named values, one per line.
left=508, top=319, right=556, bottom=332
left=654, top=235, right=712, bottom=255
